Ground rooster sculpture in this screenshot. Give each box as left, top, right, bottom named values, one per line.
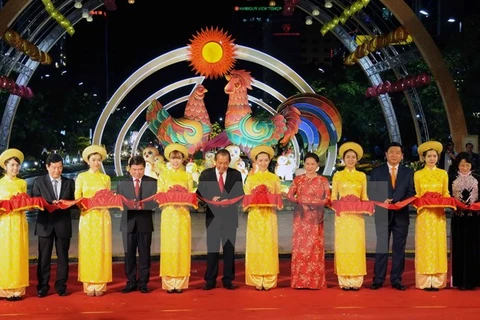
left=146, top=84, right=211, bottom=155
left=222, top=70, right=301, bottom=154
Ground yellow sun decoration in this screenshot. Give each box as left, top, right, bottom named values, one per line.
left=188, top=27, right=237, bottom=79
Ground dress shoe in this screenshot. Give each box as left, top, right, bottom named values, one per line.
left=6, top=296, right=21, bottom=301
left=121, top=285, right=137, bottom=293
left=167, top=289, right=175, bottom=294
left=431, top=287, right=439, bottom=291
left=37, top=287, right=49, bottom=298
left=57, top=289, right=68, bottom=296
left=423, top=287, right=433, bottom=291
left=223, top=283, right=236, bottom=290
left=174, top=289, right=183, bottom=293
left=350, top=287, right=360, bottom=291
left=392, top=283, right=407, bottom=291
left=341, top=287, right=351, bottom=291
left=203, top=283, right=216, bottom=290
left=138, top=286, right=150, bottom=294
left=370, top=283, right=382, bottom=290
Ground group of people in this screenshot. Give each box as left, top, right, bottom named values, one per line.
left=0, top=138, right=479, bottom=301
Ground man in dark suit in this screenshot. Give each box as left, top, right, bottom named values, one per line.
left=369, top=142, right=415, bottom=291
left=31, top=153, right=75, bottom=297
left=197, top=149, right=244, bottom=290
left=116, top=156, right=157, bottom=294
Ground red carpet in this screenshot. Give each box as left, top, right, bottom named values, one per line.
left=1, top=258, right=480, bottom=319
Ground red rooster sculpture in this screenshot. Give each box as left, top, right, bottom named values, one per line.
left=223, top=70, right=301, bottom=153
left=146, top=84, right=211, bottom=155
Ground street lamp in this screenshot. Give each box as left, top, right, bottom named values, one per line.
left=419, top=10, right=429, bottom=17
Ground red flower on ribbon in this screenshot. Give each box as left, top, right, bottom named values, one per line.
left=422, top=192, right=442, bottom=199
left=252, top=184, right=269, bottom=195
left=168, top=185, right=188, bottom=193
left=339, top=194, right=361, bottom=202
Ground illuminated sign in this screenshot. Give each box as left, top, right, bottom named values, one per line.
left=273, top=23, right=300, bottom=36
left=234, top=6, right=282, bottom=11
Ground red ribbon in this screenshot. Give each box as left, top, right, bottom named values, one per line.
left=198, top=195, right=244, bottom=207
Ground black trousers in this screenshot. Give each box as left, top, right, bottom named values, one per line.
left=204, top=220, right=237, bottom=285
left=373, top=215, right=409, bottom=285
left=37, top=231, right=70, bottom=292
left=122, top=231, right=152, bottom=287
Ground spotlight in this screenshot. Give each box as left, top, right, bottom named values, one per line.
left=74, top=1, right=82, bottom=9
left=325, top=1, right=333, bottom=9
left=305, top=16, right=313, bottom=25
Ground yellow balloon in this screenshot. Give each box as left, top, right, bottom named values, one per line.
left=201, top=42, right=224, bottom=63
left=60, top=19, right=70, bottom=28
left=67, top=27, right=75, bottom=36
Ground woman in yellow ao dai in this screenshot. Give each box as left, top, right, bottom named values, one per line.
left=0, top=149, right=28, bottom=301
left=157, top=144, right=194, bottom=293
left=414, top=141, right=450, bottom=290
left=243, top=146, right=283, bottom=291
left=75, top=145, right=112, bottom=297
left=331, top=142, right=369, bottom=290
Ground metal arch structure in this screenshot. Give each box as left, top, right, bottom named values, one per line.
left=0, top=0, right=104, bottom=152
left=297, top=0, right=466, bottom=147
left=297, top=0, right=402, bottom=144
left=380, top=0, right=467, bottom=148
left=0, top=0, right=467, bottom=153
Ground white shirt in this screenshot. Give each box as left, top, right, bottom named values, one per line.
left=50, top=176, right=61, bottom=198
left=387, top=163, right=398, bottom=176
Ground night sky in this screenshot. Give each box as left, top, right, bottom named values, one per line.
left=66, top=0, right=243, bottom=123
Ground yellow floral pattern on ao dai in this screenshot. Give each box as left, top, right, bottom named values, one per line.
left=331, top=168, right=368, bottom=276
left=0, top=176, right=28, bottom=297
left=243, top=171, right=283, bottom=284
left=414, top=167, right=449, bottom=275
left=75, top=170, right=112, bottom=283
left=157, top=169, right=194, bottom=280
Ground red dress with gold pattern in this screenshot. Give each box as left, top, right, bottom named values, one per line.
left=287, top=174, right=331, bottom=289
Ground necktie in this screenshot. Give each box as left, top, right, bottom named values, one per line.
left=134, top=179, right=140, bottom=200
left=218, top=172, right=225, bottom=193
left=391, top=167, right=397, bottom=189
left=52, top=179, right=59, bottom=200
